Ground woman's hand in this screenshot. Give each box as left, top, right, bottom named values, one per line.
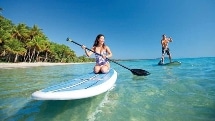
left=81, top=45, right=86, bottom=50
left=102, top=54, right=109, bottom=59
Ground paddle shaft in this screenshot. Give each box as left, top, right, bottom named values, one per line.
left=68, top=39, right=132, bottom=71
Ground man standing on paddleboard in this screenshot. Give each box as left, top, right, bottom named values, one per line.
left=82, top=34, right=112, bottom=74
left=159, top=34, right=173, bottom=64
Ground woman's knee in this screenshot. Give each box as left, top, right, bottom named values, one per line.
left=94, top=66, right=100, bottom=73
left=101, top=66, right=109, bottom=73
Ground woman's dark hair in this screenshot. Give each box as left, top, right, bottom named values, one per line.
left=93, top=34, right=105, bottom=47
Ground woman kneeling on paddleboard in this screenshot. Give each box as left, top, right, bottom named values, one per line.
left=82, top=34, right=112, bottom=74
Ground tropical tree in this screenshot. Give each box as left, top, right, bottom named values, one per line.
left=36, top=35, right=50, bottom=62
left=11, top=23, right=29, bottom=41
left=24, top=25, right=44, bottom=62
left=0, top=15, right=14, bottom=57
left=4, top=38, right=26, bottom=62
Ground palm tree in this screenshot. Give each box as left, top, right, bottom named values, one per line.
left=38, top=36, right=50, bottom=62
left=33, top=35, right=49, bottom=62
left=3, top=38, right=26, bottom=62
left=11, top=23, right=29, bottom=41
left=25, top=25, right=44, bottom=62
left=0, top=15, right=14, bottom=56
left=10, top=23, right=29, bottom=62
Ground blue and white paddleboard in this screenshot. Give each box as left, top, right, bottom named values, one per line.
left=32, top=69, right=117, bottom=100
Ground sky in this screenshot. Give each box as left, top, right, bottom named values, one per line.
left=1, top=0, right=215, bottom=59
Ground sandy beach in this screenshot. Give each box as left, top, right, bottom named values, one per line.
left=0, top=62, right=82, bottom=69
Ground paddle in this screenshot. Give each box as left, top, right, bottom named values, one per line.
left=66, top=38, right=150, bottom=76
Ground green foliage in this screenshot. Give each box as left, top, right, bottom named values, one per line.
left=0, top=15, right=92, bottom=63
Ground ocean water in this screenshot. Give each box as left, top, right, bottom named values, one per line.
left=0, top=57, right=215, bottom=121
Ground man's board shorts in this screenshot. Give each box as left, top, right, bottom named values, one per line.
left=162, top=47, right=171, bottom=55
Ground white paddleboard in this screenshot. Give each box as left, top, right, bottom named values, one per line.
left=32, top=69, right=117, bottom=100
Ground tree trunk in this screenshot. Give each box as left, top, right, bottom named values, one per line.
left=29, top=48, right=36, bottom=62
left=36, top=51, right=39, bottom=62
left=14, top=53, right=18, bottom=63
left=44, top=51, right=48, bottom=62
left=23, top=52, right=27, bottom=62
left=7, top=54, right=11, bottom=62
left=0, top=50, right=6, bottom=56
left=28, top=49, right=31, bottom=62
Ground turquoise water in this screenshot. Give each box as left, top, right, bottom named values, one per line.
left=0, top=57, right=215, bottom=121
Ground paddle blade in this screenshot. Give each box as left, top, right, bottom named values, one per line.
left=130, top=69, right=150, bottom=76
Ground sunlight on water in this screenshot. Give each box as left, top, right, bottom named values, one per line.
left=87, top=87, right=113, bottom=121
left=0, top=57, right=215, bottom=121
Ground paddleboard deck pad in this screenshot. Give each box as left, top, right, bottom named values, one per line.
left=158, top=61, right=181, bottom=66
left=32, top=69, right=117, bottom=100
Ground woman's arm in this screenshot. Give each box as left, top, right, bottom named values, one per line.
left=82, top=45, right=94, bottom=57
left=105, top=46, right=112, bottom=58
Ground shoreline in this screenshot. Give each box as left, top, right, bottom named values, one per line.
left=0, top=62, right=94, bottom=69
